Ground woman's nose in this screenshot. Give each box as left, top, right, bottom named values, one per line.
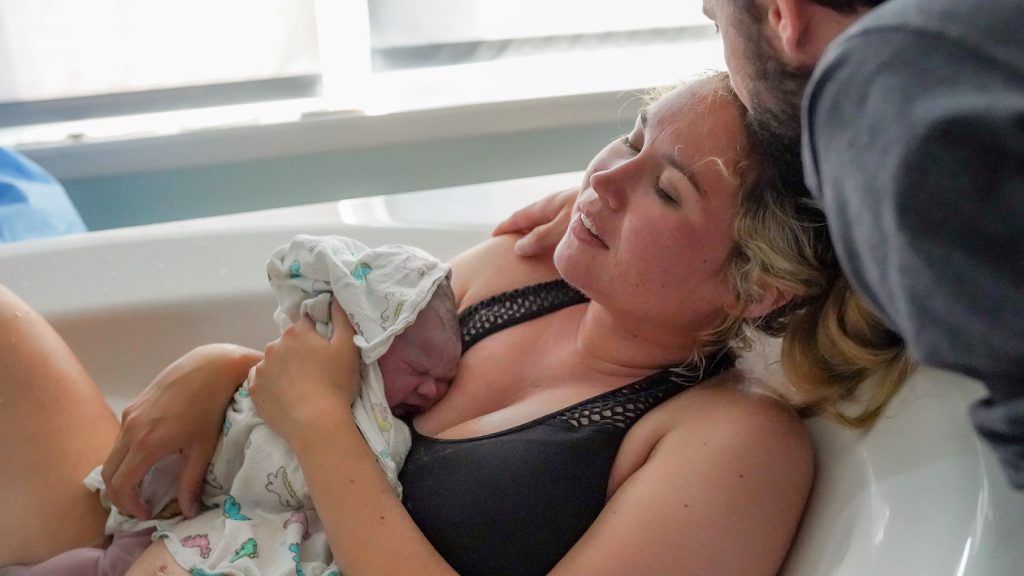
left=589, top=159, right=637, bottom=210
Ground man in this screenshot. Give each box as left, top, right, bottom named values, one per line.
left=497, top=0, right=1024, bottom=488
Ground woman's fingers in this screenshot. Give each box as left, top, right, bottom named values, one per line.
left=492, top=207, right=536, bottom=236
left=98, top=344, right=256, bottom=520
left=103, top=420, right=215, bottom=520
left=329, top=298, right=356, bottom=343
left=492, top=198, right=553, bottom=236
left=101, top=433, right=160, bottom=520
left=492, top=187, right=578, bottom=238
left=329, top=299, right=360, bottom=389
left=493, top=188, right=578, bottom=256
left=514, top=216, right=570, bottom=257
left=176, top=445, right=215, bottom=518
left=99, top=435, right=143, bottom=518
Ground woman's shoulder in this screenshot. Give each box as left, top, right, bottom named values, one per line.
left=669, top=373, right=812, bottom=465
left=613, top=370, right=813, bottom=496
left=449, top=233, right=562, bottom=310
left=570, top=371, right=815, bottom=575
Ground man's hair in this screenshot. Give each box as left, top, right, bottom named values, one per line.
left=740, top=0, right=888, bottom=20
left=810, top=0, right=887, bottom=12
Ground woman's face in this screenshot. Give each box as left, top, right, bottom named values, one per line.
left=553, top=78, right=746, bottom=335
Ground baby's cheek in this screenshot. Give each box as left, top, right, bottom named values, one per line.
left=382, top=372, right=419, bottom=407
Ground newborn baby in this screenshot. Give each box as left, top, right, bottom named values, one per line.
left=7, top=236, right=460, bottom=576
left=377, top=288, right=460, bottom=418
left=150, top=280, right=460, bottom=576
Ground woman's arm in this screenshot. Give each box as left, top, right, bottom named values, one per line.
left=551, top=385, right=814, bottom=575
left=102, top=343, right=262, bottom=519
left=249, top=302, right=458, bottom=576
left=289, top=411, right=455, bottom=576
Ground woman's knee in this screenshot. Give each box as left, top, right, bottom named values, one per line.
left=0, top=284, right=116, bottom=566
left=0, top=285, right=54, bottom=353
left=0, top=283, right=33, bottom=322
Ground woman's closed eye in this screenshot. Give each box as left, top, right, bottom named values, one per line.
left=620, top=133, right=640, bottom=154
left=654, top=184, right=679, bottom=206
left=620, top=134, right=680, bottom=207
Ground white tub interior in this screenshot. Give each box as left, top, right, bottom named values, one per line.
left=1, top=172, right=1020, bottom=575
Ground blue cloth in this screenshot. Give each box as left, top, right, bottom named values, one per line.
left=0, top=148, right=86, bottom=242
left=803, top=0, right=1024, bottom=488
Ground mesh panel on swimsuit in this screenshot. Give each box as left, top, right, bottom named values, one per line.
left=459, top=279, right=589, bottom=353
left=459, top=279, right=734, bottom=430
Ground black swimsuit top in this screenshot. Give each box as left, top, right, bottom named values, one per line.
left=399, top=280, right=734, bottom=576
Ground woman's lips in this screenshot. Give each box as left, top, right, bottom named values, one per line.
left=570, top=210, right=608, bottom=248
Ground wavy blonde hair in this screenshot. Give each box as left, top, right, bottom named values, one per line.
left=686, top=72, right=912, bottom=427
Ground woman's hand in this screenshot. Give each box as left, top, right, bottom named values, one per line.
left=102, top=343, right=262, bottom=520
left=248, top=300, right=360, bottom=447
left=252, top=304, right=455, bottom=576
left=492, top=187, right=578, bottom=257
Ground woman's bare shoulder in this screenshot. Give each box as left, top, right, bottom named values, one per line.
left=666, top=373, right=812, bottom=466
left=615, top=371, right=812, bottom=492
left=449, top=233, right=562, bottom=310
left=561, top=372, right=814, bottom=575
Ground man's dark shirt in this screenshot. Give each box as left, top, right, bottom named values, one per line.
left=802, top=0, right=1024, bottom=487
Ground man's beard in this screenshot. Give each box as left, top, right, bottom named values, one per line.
left=742, top=22, right=814, bottom=149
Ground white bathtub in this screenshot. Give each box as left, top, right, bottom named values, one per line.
left=0, top=172, right=1020, bottom=575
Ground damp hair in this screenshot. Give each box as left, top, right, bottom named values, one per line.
left=688, top=72, right=911, bottom=427
left=420, top=276, right=461, bottom=352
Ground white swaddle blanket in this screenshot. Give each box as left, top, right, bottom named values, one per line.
left=265, top=234, right=452, bottom=490
left=85, top=234, right=451, bottom=576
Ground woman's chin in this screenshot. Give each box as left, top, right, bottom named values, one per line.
left=553, top=239, right=593, bottom=295
left=552, top=236, right=574, bottom=278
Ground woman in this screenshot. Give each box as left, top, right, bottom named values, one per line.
left=0, top=73, right=908, bottom=576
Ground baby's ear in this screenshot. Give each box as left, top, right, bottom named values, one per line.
left=739, top=282, right=794, bottom=320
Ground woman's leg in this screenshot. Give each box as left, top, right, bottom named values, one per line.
left=0, top=285, right=119, bottom=566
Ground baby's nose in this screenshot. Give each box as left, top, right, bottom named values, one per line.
left=416, top=379, right=447, bottom=402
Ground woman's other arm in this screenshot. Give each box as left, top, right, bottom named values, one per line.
left=553, top=384, right=814, bottom=576
left=102, top=343, right=262, bottom=519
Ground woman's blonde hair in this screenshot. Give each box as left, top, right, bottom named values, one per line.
left=692, top=72, right=912, bottom=427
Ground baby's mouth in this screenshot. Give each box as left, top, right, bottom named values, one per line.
left=394, top=403, right=418, bottom=416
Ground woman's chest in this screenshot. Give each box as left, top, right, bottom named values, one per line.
left=400, top=414, right=627, bottom=576
left=414, top=313, right=627, bottom=439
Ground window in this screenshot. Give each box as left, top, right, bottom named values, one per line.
left=0, top=0, right=721, bottom=145
left=361, top=0, right=722, bottom=113
left=0, top=0, right=322, bottom=125
left=369, top=0, right=712, bottom=72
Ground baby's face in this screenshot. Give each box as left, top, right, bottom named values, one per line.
left=378, top=312, right=460, bottom=417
